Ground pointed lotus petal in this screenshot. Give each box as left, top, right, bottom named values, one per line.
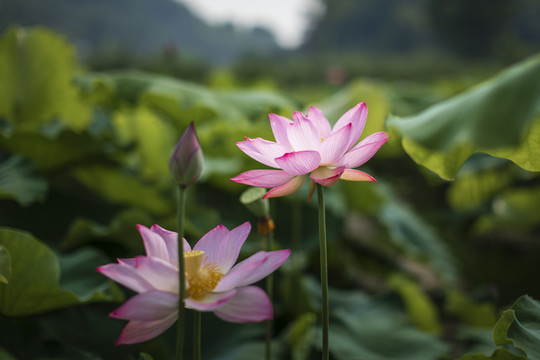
left=110, top=290, right=177, bottom=321
left=137, top=225, right=169, bottom=262
left=310, top=166, right=346, bottom=187
left=275, top=151, right=321, bottom=176
left=230, top=169, right=294, bottom=188
left=269, top=113, right=293, bottom=150
left=149, top=225, right=190, bottom=264
left=217, top=222, right=252, bottom=273
left=340, top=169, right=376, bottom=182
left=288, top=113, right=320, bottom=152
left=97, top=262, right=153, bottom=293
left=214, top=286, right=273, bottom=323
left=134, top=256, right=179, bottom=293
left=216, top=249, right=290, bottom=291
left=236, top=138, right=287, bottom=168
left=192, top=224, right=229, bottom=270
left=194, top=222, right=252, bottom=274
left=307, top=106, right=331, bottom=139
left=263, top=175, right=306, bottom=199
left=231, top=249, right=290, bottom=287
left=320, top=123, right=352, bottom=165
left=214, top=252, right=268, bottom=292
left=185, top=289, right=237, bottom=311
left=333, top=102, right=367, bottom=149
left=115, top=313, right=177, bottom=345
left=337, top=131, right=389, bottom=168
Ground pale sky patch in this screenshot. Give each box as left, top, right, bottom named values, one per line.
left=174, top=0, right=324, bottom=48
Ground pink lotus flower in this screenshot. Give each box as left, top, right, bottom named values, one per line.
left=231, top=102, right=388, bottom=200
left=97, top=222, right=290, bottom=345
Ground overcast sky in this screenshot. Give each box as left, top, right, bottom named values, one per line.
left=174, top=0, right=324, bottom=48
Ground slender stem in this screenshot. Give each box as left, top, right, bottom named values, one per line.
left=193, top=311, right=201, bottom=360
left=291, top=200, right=302, bottom=317
left=289, top=201, right=303, bottom=318
left=175, top=186, right=187, bottom=360
left=317, top=184, right=329, bottom=360
left=263, top=232, right=274, bottom=360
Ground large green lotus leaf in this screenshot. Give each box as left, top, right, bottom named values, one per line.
left=401, top=115, right=540, bottom=180
left=446, top=157, right=513, bottom=211
left=0, top=27, right=90, bottom=132
left=389, top=53, right=540, bottom=151
left=113, top=106, right=175, bottom=181
left=0, top=228, right=122, bottom=316
left=0, top=245, right=10, bottom=284
left=70, top=165, right=172, bottom=215
left=474, top=184, right=540, bottom=233
left=0, top=129, right=105, bottom=171
left=494, top=295, right=540, bottom=359
left=0, top=155, right=48, bottom=206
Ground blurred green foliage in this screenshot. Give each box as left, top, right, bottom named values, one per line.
left=1, top=26, right=540, bottom=359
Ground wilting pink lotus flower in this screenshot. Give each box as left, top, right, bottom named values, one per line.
left=97, top=222, right=290, bottom=345
left=231, top=102, right=388, bottom=200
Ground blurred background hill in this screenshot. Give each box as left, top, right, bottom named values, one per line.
left=0, top=0, right=279, bottom=66
left=1, top=0, right=539, bottom=82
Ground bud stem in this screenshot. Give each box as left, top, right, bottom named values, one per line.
left=176, top=186, right=187, bottom=360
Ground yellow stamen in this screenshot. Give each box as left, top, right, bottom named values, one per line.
left=184, top=250, right=204, bottom=276
left=183, top=250, right=223, bottom=300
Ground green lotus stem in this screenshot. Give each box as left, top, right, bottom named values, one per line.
left=317, top=184, right=329, bottom=360
left=194, top=311, right=201, bottom=360
left=292, top=200, right=302, bottom=316
left=176, top=186, right=187, bottom=360
left=263, top=232, right=274, bottom=360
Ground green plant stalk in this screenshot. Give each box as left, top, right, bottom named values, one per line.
left=317, top=184, right=329, bottom=360
left=175, top=186, right=187, bottom=360
left=194, top=311, right=201, bottom=360
left=291, top=201, right=302, bottom=316
left=263, top=232, right=274, bottom=360
left=266, top=273, right=274, bottom=360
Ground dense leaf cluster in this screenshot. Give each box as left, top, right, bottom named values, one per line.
left=1, top=27, right=540, bottom=359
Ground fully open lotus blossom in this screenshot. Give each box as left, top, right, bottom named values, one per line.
left=231, top=102, right=388, bottom=200
left=97, top=222, right=290, bottom=345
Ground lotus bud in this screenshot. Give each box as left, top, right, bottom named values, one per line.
left=240, top=187, right=275, bottom=236
left=169, top=122, right=203, bottom=188
left=240, top=187, right=269, bottom=217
